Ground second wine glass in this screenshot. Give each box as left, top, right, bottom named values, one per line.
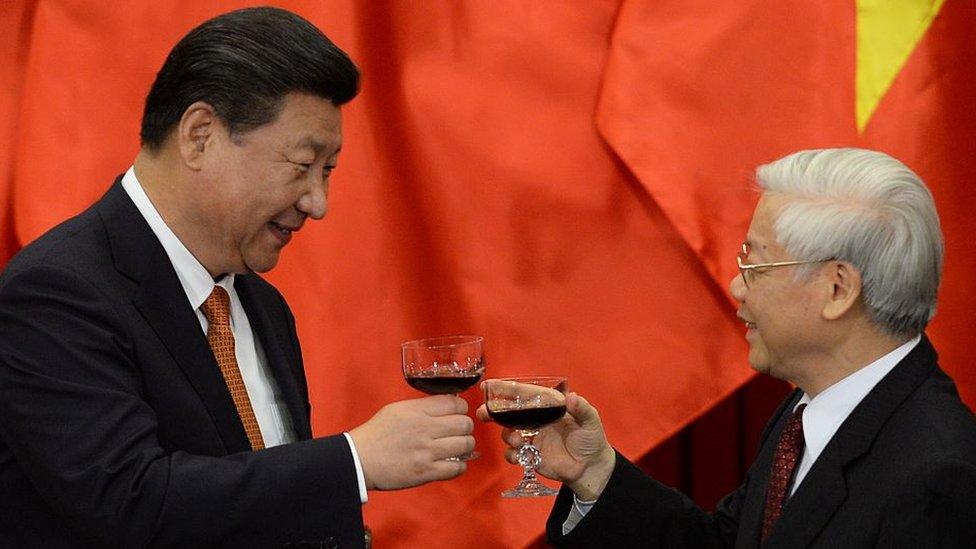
left=484, top=376, right=567, bottom=497
left=401, top=335, right=485, bottom=461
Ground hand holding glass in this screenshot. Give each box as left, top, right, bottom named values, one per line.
left=402, top=335, right=485, bottom=461
left=484, top=376, right=567, bottom=497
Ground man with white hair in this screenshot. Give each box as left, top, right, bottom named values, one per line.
left=479, top=148, right=976, bottom=547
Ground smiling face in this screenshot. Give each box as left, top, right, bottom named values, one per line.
left=729, top=194, right=828, bottom=383
left=190, top=93, right=342, bottom=275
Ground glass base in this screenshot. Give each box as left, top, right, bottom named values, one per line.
left=445, top=450, right=479, bottom=462
left=501, top=477, right=559, bottom=498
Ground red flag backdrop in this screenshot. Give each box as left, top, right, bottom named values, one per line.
left=1, top=1, right=972, bottom=547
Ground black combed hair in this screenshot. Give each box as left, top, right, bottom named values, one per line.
left=140, top=6, right=359, bottom=150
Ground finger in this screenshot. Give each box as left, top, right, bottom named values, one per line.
left=429, top=435, right=476, bottom=461
left=502, top=428, right=522, bottom=448
left=426, top=458, right=467, bottom=481
left=428, top=413, right=474, bottom=438
left=474, top=404, right=491, bottom=422
left=484, top=380, right=565, bottom=406
left=422, top=394, right=468, bottom=415
left=565, top=392, right=600, bottom=426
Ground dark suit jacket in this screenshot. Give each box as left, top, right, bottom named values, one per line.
left=0, top=180, right=364, bottom=548
left=547, top=337, right=976, bottom=548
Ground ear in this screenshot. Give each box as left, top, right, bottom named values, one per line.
left=821, top=261, right=862, bottom=320
left=177, top=101, right=219, bottom=170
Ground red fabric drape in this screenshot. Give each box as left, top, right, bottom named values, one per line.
left=598, top=0, right=976, bottom=403
left=1, top=1, right=972, bottom=547
left=0, top=0, right=34, bottom=265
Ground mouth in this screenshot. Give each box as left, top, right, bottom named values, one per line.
left=737, top=314, right=757, bottom=331
left=268, top=221, right=298, bottom=244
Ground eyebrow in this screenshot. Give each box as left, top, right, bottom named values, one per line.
left=293, top=136, right=341, bottom=157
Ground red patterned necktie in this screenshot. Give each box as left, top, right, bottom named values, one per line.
left=201, top=286, right=265, bottom=450
left=761, top=403, right=806, bottom=542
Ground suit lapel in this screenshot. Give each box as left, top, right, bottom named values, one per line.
left=764, top=338, right=937, bottom=547
left=235, top=276, right=311, bottom=439
left=98, top=180, right=252, bottom=454
left=764, top=450, right=846, bottom=548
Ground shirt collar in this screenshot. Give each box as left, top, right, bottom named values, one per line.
left=795, top=335, right=921, bottom=459
left=121, top=166, right=233, bottom=309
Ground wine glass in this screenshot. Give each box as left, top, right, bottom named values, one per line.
left=484, top=376, right=568, bottom=497
left=401, top=335, right=485, bottom=461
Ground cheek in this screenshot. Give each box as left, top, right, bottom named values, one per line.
left=260, top=171, right=303, bottom=206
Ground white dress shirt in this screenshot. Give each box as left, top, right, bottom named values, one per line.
left=790, top=335, right=920, bottom=494
left=122, top=166, right=367, bottom=502
left=565, top=335, right=921, bottom=533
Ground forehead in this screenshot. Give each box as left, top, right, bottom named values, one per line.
left=745, top=193, right=788, bottom=254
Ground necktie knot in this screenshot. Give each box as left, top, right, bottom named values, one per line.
left=201, top=286, right=231, bottom=328
left=762, top=403, right=807, bottom=542
left=780, top=403, right=807, bottom=452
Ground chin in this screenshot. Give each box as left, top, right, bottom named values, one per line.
left=749, top=362, right=771, bottom=376
left=747, top=351, right=771, bottom=375
left=243, top=255, right=279, bottom=274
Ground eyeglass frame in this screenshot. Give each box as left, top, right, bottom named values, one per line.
left=736, top=243, right=833, bottom=288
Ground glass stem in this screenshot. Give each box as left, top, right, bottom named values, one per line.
left=517, top=430, right=541, bottom=481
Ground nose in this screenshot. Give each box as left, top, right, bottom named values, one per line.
left=729, top=272, right=747, bottom=302
left=297, top=176, right=328, bottom=220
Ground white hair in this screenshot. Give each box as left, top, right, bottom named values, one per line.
left=756, top=148, right=943, bottom=337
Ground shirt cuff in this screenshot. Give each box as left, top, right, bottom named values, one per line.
left=342, top=432, right=368, bottom=504
left=562, top=493, right=597, bottom=535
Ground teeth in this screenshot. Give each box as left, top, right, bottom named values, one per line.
left=745, top=322, right=757, bottom=329
left=271, top=222, right=291, bottom=235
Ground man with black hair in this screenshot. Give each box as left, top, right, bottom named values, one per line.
left=0, top=8, right=472, bottom=547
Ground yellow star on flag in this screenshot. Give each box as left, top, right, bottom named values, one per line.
left=856, top=0, right=947, bottom=132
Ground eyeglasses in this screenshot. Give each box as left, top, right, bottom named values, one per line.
left=736, top=243, right=832, bottom=288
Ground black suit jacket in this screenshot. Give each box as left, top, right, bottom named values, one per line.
left=547, top=337, right=976, bottom=547
left=0, top=180, right=364, bottom=547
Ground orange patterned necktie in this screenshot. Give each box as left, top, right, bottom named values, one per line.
left=761, top=403, right=806, bottom=542
left=201, top=286, right=265, bottom=450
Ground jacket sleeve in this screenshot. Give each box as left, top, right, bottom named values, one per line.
left=545, top=392, right=801, bottom=548
left=0, top=263, right=364, bottom=548
left=546, top=450, right=742, bottom=548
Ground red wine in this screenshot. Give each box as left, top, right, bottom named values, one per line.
left=487, top=405, right=567, bottom=429
left=406, top=374, right=482, bottom=395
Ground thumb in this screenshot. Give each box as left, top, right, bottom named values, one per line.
left=565, top=392, right=600, bottom=426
